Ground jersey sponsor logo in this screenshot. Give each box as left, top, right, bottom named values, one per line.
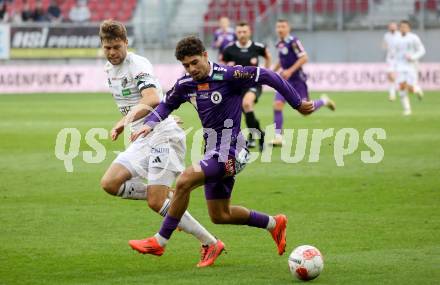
left=122, top=88, right=131, bottom=96
left=211, top=91, right=222, bottom=104
left=121, top=77, right=129, bottom=88
left=152, top=156, right=162, bottom=164
left=213, top=66, right=227, bottom=72
left=151, top=147, right=169, bottom=154
left=212, top=73, right=224, bottom=80
left=233, top=70, right=254, bottom=79
left=197, top=83, right=210, bottom=91
left=199, top=92, right=210, bottom=99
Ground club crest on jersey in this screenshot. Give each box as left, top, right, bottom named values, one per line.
left=197, top=83, right=210, bottom=91
left=211, top=91, right=222, bottom=104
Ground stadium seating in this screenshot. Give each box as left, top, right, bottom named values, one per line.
left=204, top=0, right=370, bottom=29
left=415, top=0, right=438, bottom=12
left=6, top=0, right=137, bottom=22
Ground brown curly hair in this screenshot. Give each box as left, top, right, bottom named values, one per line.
left=175, top=36, right=206, bottom=61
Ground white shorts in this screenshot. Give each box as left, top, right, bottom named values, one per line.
left=396, top=69, right=418, bottom=86
left=386, top=59, right=397, bottom=73
left=113, top=118, right=186, bottom=187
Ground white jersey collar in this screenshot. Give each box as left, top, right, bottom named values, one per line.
left=236, top=40, right=252, bottom=49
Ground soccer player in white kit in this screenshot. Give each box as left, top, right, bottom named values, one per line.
left=98, top=20, right=223, bottom=267
left=383, top=22, right=400, bottom=101
left=394, top=20, right=426, bottom=115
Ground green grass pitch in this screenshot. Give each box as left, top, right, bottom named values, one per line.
left=0, top=91, right=439, bottom=284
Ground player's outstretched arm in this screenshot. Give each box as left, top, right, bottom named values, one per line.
left=258, top=67, right=314, bottom=115
left=125, top=87, right=161, bottom=124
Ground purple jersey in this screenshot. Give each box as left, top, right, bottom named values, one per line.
left=276, top=34, right=307, bottom=82
left=144, top=62, right=302, bottom=157
left=212, top=28, right=236, bottom=53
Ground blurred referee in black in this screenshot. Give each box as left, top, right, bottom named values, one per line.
left=222, top=21, right=272, bottom=151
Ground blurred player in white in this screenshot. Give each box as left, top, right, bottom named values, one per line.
left=383, top=22, right=400, bottom=101
left=394, top=20, right=425, bottom=115
left=98, top=20, right=222, bottom=267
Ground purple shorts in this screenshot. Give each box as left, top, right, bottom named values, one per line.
left=199, top=148, right=249, bottom=200
left=275, top=79, right=309, bottom=102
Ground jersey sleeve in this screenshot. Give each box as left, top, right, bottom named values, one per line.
left=222, top=47, right=232, bottom=63
left=224, top=65, right=302, bottom=109
left=130, top=58, right=159, bottom=92
left=411, top=35, right=426, bottom=61
left=292, top=38, right=307, bottom=57
left=257, top=43, right=267, bottom=57
left=143, top=82, right=186, bottom=128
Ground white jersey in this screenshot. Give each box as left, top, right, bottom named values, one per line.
left=394, top=32, right=425, bottom=72
left=105, top=52, right=167, bottom=133
left=106, top=52, right=186, bottom=178
left=383, top=31, right=400, bottom=63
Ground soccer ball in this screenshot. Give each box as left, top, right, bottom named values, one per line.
left=288, top=245, right=324, bottom=281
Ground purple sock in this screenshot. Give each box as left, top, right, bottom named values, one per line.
left=158, top=215, right=180, bottom=239
left=274, top=110, right=283, bottom=135
left=247, top=210, right=270, bottom=229
left=313, top=99, right=325, bottom=110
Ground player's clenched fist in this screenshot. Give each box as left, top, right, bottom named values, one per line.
left=297, top=100, right=314, bottom=115
left=130, top=125, right=153, bottom=142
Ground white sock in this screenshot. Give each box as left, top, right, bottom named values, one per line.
left=154, top=233, right=168, bottom=247
left=266, top=216, right=276, bottom=231
left=116, top=179, right=147, bottom=200
left=389, top=85, right=396, bottom=99
left=158, top=199, right=217, bottom=245
left=399, top=90, right=411, bottom=112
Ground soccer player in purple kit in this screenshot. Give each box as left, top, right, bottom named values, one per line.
left=271, top=19, right=336, bottom=146
left=212, top=17, right=236, bottom=61
left=128, top=36, right=315, bottom=267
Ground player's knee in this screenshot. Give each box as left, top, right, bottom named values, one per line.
left=146, top=195, right=164, bottom=212
left=242, top=100, right=253, bottom=112
left=209, top=212, right=231, bottom=224
left=273, top=101, right=284, bottom=111
left=146, top=186, right=167, bottom=212
left=175, top=171, right=194, bottom=194
left=100, top=177, right=119, bottom=195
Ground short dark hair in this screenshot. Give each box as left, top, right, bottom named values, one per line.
left=175, top=36, right=206, bottom=61
left=400, top=20, right=411, bottom=27
left=99, top=19, right=127, bottom=42
left=237, top=21, right=249, bottom=27
left=277, top=19, right=289, bottom=24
